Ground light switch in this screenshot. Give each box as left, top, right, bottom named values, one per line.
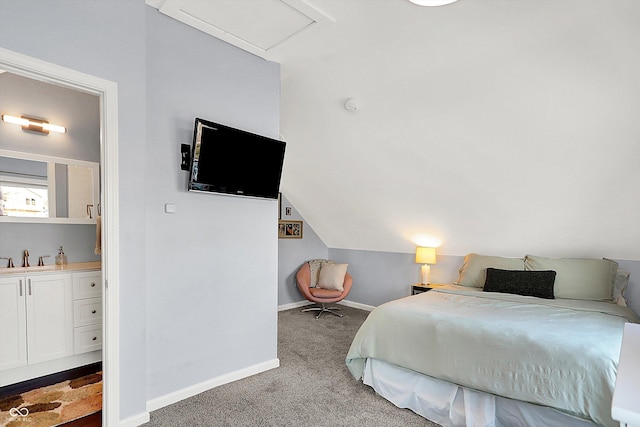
left=164, top=203, right=176, bottom=214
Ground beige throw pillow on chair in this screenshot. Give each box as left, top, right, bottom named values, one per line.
left=317, top=262, right=348, bottom=292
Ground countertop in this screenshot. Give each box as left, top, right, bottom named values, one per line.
left=0, top=261, right=101, bottom=275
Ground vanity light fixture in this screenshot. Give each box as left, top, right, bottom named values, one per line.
left=415, top=246, right=437, bottom=285
left=1, top=114, right=67, bottom=134
left=408, top=0, right=459, bottom=6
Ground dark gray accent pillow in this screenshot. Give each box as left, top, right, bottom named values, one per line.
left=483, top=268, right=556, bottom=299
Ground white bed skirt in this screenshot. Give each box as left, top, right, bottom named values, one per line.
left=362, top=358, right=597, bottom=427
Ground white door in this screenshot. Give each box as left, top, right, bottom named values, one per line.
left=26, top=274, right=74, bottom=364
left=0, top=276, right=28, bottom=370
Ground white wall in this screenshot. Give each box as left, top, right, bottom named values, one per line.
left=280, top=0, right=640, bottom=261
left=144, top=8, right=281, bottom=400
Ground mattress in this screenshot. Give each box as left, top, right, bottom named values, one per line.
left=346, top=286, right=640, bottom=427
left=363, top=358, right=597, bottom=427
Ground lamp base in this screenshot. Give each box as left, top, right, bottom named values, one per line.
left=420, top=264, right=431, bottom=285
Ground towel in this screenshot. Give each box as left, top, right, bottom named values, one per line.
left=94, top=215, right=102, bottom=255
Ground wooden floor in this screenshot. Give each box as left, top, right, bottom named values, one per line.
left=62, top=410, right=101, bottom=427
left=0, top=363, right=102, bottom=398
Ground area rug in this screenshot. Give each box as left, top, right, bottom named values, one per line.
left=0, top=372, right=102, bottom=427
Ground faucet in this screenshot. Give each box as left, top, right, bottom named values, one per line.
left=38, top=255, right=51, bottom=266
left=22, top=250, right=29, bottom=267
left=0, top=257, right=14, bottom=268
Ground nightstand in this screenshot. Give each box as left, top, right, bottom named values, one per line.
left=411, top=283, right=445, bottom=295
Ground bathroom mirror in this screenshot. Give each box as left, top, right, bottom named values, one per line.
left=0, top=149, right=99, bottom=224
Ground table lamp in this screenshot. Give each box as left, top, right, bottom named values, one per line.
left=415, top=247, right=437, bottom=285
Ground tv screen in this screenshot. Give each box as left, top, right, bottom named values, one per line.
left=188, top=117, right=286, bottom=199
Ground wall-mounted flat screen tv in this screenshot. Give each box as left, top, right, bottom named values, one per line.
left=188, top=117, right=286, bottom=200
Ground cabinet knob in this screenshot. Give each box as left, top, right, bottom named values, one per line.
left=90, top=283, right=96, bottom=287
left=92, top=310, right=97, bottom=314
left=92, top=337, right=97, bottom=341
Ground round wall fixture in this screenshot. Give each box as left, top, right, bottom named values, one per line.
left=409, top=0, right=459, bottom=6
left=344, top=98, right=360, bottom=112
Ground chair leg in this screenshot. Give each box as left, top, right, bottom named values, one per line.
left=302, top=303, right=343, bottom=319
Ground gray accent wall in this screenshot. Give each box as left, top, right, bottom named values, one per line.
left=280, top=197, right=640, bottom=316
left=1, top=2, right=282, bottom=421
left=1, top=223, right=99, bottom=265
left=144, top=7, right=280, bottom=401
left=0, top=72, right=100, bottom=162
left=0, top=72, right=101, bottom=265
left=277, top=194, right=328, bottom=306
left=2, top=2, right=282, bottom=422
left=0, top=0, right=148, bottom=420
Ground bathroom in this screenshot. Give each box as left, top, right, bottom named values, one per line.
left=0, top=70, right=103, bottom=416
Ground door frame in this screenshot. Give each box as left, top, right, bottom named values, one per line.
left=0, top=47, right=120, bottom=425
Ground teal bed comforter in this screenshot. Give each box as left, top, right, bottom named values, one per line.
left=346, top=286, right=640, bottom=427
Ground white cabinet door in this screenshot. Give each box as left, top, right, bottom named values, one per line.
left=25, top=274, right=74, bottom=364
left=0, top=276, right=27, bottom=370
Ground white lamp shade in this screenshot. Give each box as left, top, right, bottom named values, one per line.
left=415, top=247, right=437, bottom=264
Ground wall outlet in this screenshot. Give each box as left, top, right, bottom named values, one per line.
left=285, top=207, right=291, bottom=216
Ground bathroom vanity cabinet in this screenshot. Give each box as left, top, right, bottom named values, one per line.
left=0, top=273, right=73, bottom=370
left=0, top=262, right=101, bottom=384
left=72, top=271, right=102, bottom=354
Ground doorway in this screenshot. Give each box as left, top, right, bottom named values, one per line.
left=0, top=47, right=119, bottom=426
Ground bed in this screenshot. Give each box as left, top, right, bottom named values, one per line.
left=346, top=254, right=640, bottom=427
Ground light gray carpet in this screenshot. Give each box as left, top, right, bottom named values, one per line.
left=147, top=305, right=440, bottom=426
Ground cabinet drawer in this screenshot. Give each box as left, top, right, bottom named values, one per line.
left=74, top=324, right=102, bottom=354
left=73, top=271, right=101, bottom=299
left=73, top=298, right=102, bottom=327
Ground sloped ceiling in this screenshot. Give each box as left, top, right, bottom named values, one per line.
left=148, top=0, right=640, bottom=260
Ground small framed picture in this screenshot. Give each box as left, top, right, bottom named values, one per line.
left=278, top=220, right=303, bottom=239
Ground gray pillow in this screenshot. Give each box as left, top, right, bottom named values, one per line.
left=524, top=255, right=617, bottom=301
left=308, top=259, right=333, bottom=288
left=613, top=269, right=630, bottom=306
left=456, top=253, right=525, bottom=288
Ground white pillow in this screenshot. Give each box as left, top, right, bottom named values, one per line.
left=524, top=255, right=618, bottom=301
left=317, top=262, right=348, bottom=292
left=456, top=253, right=525, bottom=288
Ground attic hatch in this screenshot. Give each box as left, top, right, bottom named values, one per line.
left=154, top=0, right=334, bottom=61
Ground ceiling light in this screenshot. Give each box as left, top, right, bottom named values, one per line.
left=1, top=114, right=67, bottom=134
left=409, top=0, right=459, bottom=6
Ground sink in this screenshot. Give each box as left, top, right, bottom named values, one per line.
left=0, top=265, right=60, bottom=274
left=24, top=265, right=59, bottom=271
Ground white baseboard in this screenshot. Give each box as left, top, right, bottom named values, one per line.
left=278, top=301, right=313, bottom=311
left=0, top=351, right=101, bottom=387
left=119, top=411, right=150, bottom=427
left=338, top=299, right=376, bottom=312
left=146, top=358, right=280, bottom=413
left=278, top=299, right=375, bottom=312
